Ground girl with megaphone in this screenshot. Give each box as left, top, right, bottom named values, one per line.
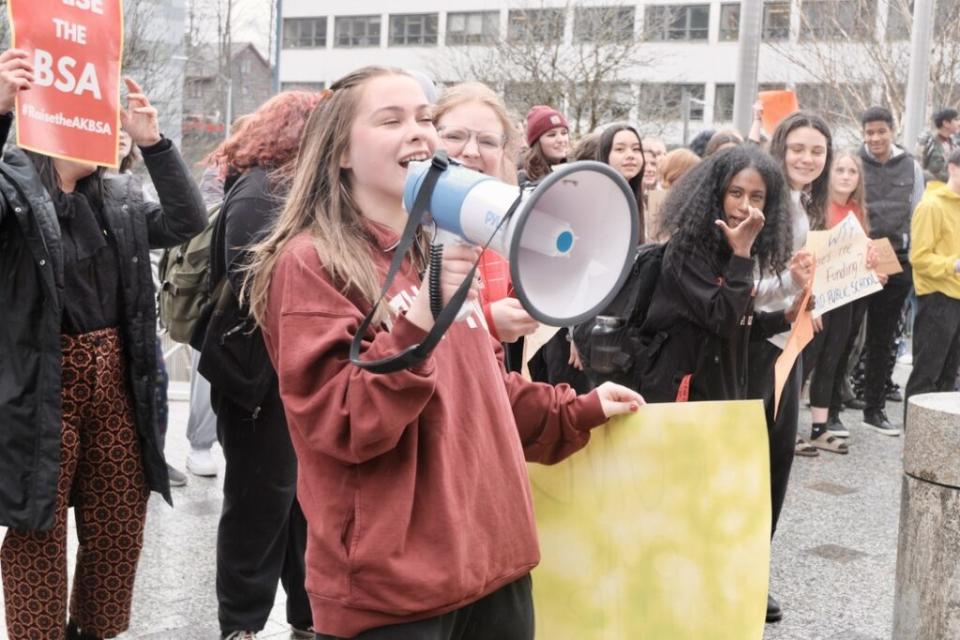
left=242, top=66, right=643, bottom=640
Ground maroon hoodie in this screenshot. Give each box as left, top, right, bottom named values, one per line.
left=261, top=222, right=606, bottom=636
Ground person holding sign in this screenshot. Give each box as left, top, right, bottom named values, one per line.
left=904, top=148, right=960, bottom=407
left=858, top=107, right=925, bottom=435
left=801, top=150, right=883, bottom=453
left=0, top=50, right=206, bottom=639
left=748, top=112, right=830, bottom=622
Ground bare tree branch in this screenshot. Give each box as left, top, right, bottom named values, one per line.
left=766, top=0, right=960, bottom=142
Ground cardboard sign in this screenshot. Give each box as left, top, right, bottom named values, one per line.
left=521, top=324, right=559, bottom=380
left=758, top=90, right=799, bottom=136
left=870, top=237, right=904, bottom=275
left=9, top=0, right=123, bottom=167
left=774, top=285, right=813, bottom=418
left=806, top=213, right=883, bottom=318
left=529, top=400, right=771, bottom=640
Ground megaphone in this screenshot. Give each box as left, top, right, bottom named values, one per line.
left=404, top=159, right=639, bottom=326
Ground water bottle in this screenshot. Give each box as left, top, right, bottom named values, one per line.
left=589, top=315, right=625, bottom=375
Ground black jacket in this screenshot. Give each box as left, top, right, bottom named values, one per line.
left=0, top=114, right=206, bottom=530
left=859, top=146, right=918, bottom=261
left=639, top=243, right=788, bottom=403
left=199, top=167, right=279, bottom=416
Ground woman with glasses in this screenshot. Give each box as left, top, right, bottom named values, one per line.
left=432, top=83, right=539, bottom=370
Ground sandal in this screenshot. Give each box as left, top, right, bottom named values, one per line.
left=810, top=432, right=849, bottom=454
left=795, top=437, right=819, bottom=457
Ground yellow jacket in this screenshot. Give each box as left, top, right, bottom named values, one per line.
left=910, top=182, right=960, bottom=298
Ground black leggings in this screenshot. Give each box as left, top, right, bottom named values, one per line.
left=216, top=392, right=312, bottom=634
left=316, top=575, right=534, bottom=640
left=747, top=339, right=800, bottom=538
left=803, top=305, right=854, bottom=409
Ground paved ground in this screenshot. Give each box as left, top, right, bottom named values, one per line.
left=0, top=365, right=913, bottom=639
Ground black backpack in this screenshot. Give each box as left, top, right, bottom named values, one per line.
left=572, top=242, right=667, bottom=388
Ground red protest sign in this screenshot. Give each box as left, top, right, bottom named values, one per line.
left=8, top=0, right=123, bottom=168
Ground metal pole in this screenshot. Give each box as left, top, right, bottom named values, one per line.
left=732, top=0, right=763, bottom=136
left=273, top=0, right=283, bottom=94
left=902, top=0, right=935, bottom=152
left=681, top=90, right=691, bottom=145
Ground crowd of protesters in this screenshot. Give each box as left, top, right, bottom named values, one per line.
left=1, top=44, right=959, bottom=640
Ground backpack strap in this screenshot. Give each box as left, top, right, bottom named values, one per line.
left=675, top=373, right=692, bottom=402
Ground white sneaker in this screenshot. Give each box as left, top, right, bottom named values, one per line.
left=186, top=447, right=218, bottom=477
left=223, top=632, right=257, bottom=640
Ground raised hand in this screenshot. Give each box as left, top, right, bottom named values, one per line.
left=119, top=77, right=161, bottom=147
left=0, top=49, right=34, bottom=114
left=789, top=249, right=815, bottom=288
left=716, top=206, right=765, bottom=258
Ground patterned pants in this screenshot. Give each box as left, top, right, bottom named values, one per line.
left=1, top=328, right=150, bottom=639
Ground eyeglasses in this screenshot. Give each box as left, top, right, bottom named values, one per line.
left=438, top=127, right=505, bottom=153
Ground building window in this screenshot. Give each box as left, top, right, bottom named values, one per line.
left=644, top=5, right=710, bottom=41
left=639, top=83, right=706, bottom=120
left=886, top=0, right=954, bottom=40
left=389, top=13, right=438, bottom=46
left=283, top=17, right=327, bottom=49
left=446, top=11, right=499, bottom=45
left=188, top=80, right=203, bottom=100
left=281, top=81, right=326, bottom=92
left=719, top=2, right=791, bottom=41
left=508, top=9, right=565, bottom=43
left=714, top=84, right=735, bottom=121
left=240, top=58, right=252, bottom=74
left=795, top=83, right=872, bottom=120
left=335, top=15, right=381, bottom=48
left=800, top=0, right=875, bottom=41
left=574, top=6, right=635, bottom=43
left=714, top=83, right=787, bottom=121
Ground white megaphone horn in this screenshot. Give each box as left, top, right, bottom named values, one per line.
left=403, top=159, right=639, bottom=326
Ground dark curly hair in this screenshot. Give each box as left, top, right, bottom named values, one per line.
left=597, top=123, right=646, bottom=243
left=768, top=111, right=833, bottom=231
left=659, top=145, right=793, bottom=277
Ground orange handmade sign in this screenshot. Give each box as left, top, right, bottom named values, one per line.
left=8, top=0, right=123, bottom=167
left=758, top=90, right=799, bottom=136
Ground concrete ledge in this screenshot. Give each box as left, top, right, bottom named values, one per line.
left=892, top=475, right=960, bottom=639
left=903, top=392, right=960, bottom=489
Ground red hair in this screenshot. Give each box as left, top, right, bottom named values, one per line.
left=206, top=91, right=324, bottom=180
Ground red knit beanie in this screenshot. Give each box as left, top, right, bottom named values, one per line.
left=525, top=105, right=568, bottom=147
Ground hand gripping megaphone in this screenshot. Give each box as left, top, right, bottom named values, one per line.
left=404, top=158, right=639, bottom=326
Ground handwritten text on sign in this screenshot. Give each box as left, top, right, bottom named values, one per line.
left=805, top=212, right=882, bottom=318
left=9, top=0, right=122, bottom=167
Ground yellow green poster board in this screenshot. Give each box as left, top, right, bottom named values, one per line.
left=529, top=400, right=770, bottom=640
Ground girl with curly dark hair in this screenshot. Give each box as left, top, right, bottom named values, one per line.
left=639, top=145, right=795, bottom=403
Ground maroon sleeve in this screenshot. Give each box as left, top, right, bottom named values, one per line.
left=500, top=346, right=607, bottom=464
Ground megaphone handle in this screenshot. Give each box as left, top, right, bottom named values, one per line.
left=429, top=232, right=475, bottom=323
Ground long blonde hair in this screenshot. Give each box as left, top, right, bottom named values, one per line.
left=830, top=149, right=869, bottom=232
left=431, top=82, right=519, bottom=185
left=244, top=66, right=427, bottom=327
